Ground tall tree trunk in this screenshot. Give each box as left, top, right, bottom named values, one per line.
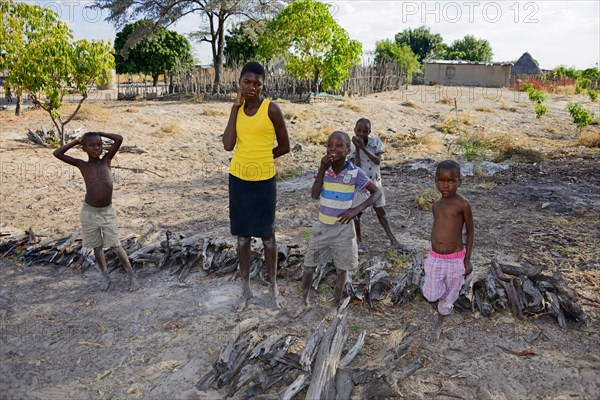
left=15, top=94, right=21, bottom=116
left=153, top=74, right=159, bottom=87
left=214, top=12, right=226, bottom=94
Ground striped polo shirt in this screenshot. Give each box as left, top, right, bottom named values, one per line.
left=318, top=161, right=370, bottom=224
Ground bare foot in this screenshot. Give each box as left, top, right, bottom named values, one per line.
left=100, top=271, right=111, bottom=291
left=269, top=283, right=283, bottom=309
left=427, top=315, right=446, bottom=341
left=237, top=283, right=254, bottom=312
left=129, top=276, right=140, bottom=291
left=290, top=298, right=310, bottom=318
left=393, top=242, right=412, bottom=254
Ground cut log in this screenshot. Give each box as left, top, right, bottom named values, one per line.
left=306, top=311, right=349, bottom=400
left=498, top=258, right=543, bottom=278
left=279, top=372, right=310, bottom=400
left=339, top=330, right=366, bottom=368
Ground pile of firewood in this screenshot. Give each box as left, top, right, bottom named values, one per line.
left=381, top=253, right=587, bottom=328
left=0, top=227, right=304, bottom=281
left=0, top=227, right=588, bottom=327
left=195, top=298, right=423, bottom=399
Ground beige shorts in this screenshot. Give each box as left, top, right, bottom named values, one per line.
left=80, top=202, right=120, bottom=249
left=351, top=178, right=385, bottom=208
left=304, top=221, right=358, bottom=271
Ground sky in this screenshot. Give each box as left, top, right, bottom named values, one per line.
left=29, top=0, right=600, bottom=70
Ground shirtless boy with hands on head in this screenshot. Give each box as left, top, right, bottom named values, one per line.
left=53, top=132, right=139, bottom=291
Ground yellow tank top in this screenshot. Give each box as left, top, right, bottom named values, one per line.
left=229, top=99, right=276, bottom=181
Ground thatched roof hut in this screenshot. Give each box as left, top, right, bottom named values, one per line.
left=512, top=52, right=541, bottom=75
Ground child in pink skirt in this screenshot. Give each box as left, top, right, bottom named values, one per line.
left=422, top=160, right=474, bottom=341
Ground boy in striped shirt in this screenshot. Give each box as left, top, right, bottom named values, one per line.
left=298, top=131, right=381, bottom=312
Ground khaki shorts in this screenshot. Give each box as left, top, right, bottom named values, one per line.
left=80, top=202, right=120, bottom=249
left=304, top=221, right=358, bottom=271
left=351, top=178, right=385, bottom=208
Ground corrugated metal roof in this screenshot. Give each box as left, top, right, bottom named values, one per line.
left=424, top=59, right=513, bottom=66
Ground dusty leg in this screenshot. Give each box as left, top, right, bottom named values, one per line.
left=113, top=246, right=139, bottom=291
left=427, top=313, right=447, bottom=341
left=353, top=216, right=365, bottom=248
left=291, top=267, right=314, bottom=318
left=332, top=269, right=348, bottom=310
left=262, top=235, right=282, bottom=309
left=374, top=207, right=401, bottom=248
left=237, top=236, right=253, bottom=311
left=93, top=247, right=111, bottom=290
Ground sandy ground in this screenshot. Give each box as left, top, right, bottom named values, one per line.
left=1, top=86, right=599, bottom=399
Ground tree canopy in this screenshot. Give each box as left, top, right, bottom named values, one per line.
left=258, top=0, right=362, bottom=91
left=445, top=35, right=493, bottom=62
left=374, top=40, right=421, bottom=79
left=224, top=19, right=267, bottom=67
left=394, top=26, right=444, bottom=62
left=114, top=20, right=194, bottom=86
left=1, top=0, right=114, bottom=144
left=92, top=0, right=287, bottom=88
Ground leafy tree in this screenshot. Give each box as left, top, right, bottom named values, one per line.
left=1, top=0, right=114, bottom=144
left=224, top=19, right=267, bottom=67
left=91, top=0, right=287, bottom=89
left=374, top=40, right=420, bottom=80
left=445, top=35, right=493, bottom=62
left=394, top=26, right=444, bottom=62
left=581, top=67, right=600, bottom=80
left=258, top=0, right=362, bottom=91
left=114, top=20, right=194, bottom=86
left=550, top=65, right=581, bottom=80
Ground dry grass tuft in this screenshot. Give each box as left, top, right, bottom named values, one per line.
left=420, top=133, right=445, bottom=152
left=577, top=130, right=600, bottom=148
left=73, top=104, right=112, bottom=122
left=200, top=108, right=228, bottom=116
left=294, top=125, right=336, bottom=146
left=153, top=122, right=182, bottom=137
left=438, top=97, right=455, bottom=105
left=338, top=102, right=364, bottom=113
left=379, top=131, right=420, bottom=149
left=495, top=146, right=544, bottom=163
left=459, top=111, right=473, bottom=125
left=400, top=101, right=418, bottom=108
left=554, top=85, right=576, bottom=96
left=125, top=108, right=139, bottom=113
left=285, top=108, right=317, bottom=122
left=275, top=157, right=306, bottom=180
left=499, top=101, right=518, bottom=112
left=416, top=188, right=441, bottom=211
left=475, top=106, right=494, bottom=113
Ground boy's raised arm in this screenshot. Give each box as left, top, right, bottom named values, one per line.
left=53, top=138, right=84, bottom=167
left=311, top=162, right=327, bottom=200
left=99, top=132, right=123, bottom=161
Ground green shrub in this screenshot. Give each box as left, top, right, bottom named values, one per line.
left=588, top=90, right=598, bottom=102
left=534, top=104, right=548, bottom=119
left=566, top=102, right=594, bottom=129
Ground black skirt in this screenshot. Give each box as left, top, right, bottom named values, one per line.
left=229, top=174, right=276, bottom=237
